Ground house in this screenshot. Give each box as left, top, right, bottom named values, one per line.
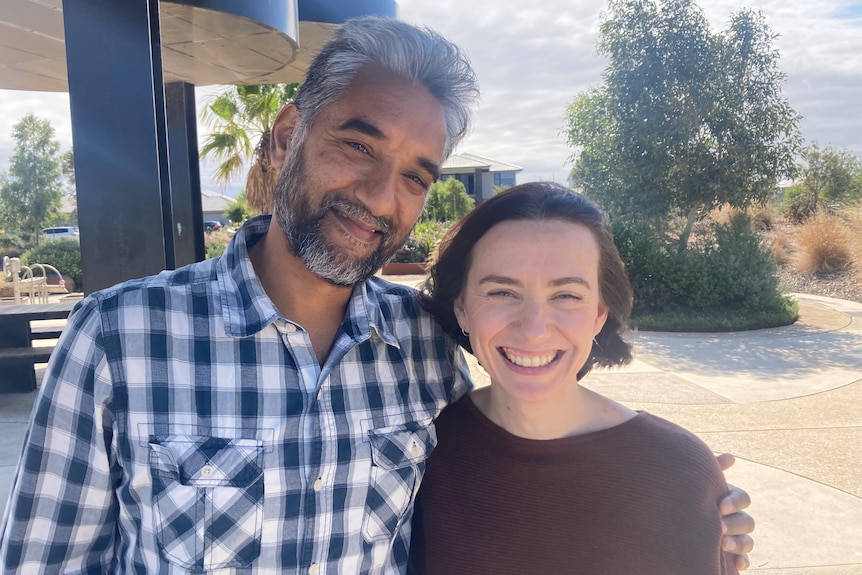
left=441, top=152, right=522, bottom=202
left=201, top=189, right=234, bottom=224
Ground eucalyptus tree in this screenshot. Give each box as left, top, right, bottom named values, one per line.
left=0, top=114, right=64, bottom=244
left=566, top=0, right=801, bottom=249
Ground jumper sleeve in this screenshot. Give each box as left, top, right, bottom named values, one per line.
left=0, top=296, right=117, bottom=574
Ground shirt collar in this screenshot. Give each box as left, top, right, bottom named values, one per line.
left=217, top=214, right=402, bottom=347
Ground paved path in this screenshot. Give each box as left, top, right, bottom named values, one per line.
left=1, top=290, right=860, bottom=573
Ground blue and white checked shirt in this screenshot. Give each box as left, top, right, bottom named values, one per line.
left=0, top=216, right=471, bottom=574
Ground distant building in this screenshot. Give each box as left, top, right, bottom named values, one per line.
left=201, top=189, right=234, bottom=224
left=441, top=152, right=522, bottom=202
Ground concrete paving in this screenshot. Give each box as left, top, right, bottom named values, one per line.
left=1, top=289, right=860, bottom=573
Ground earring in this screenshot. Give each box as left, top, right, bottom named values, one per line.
left=593, top=337, right=601, bottom=348
left=461, top=328, right=469, bottom=337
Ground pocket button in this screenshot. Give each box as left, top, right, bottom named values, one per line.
left=201, top=464, right=214, bottom=477
left=410, top=442, right=422, bottom=458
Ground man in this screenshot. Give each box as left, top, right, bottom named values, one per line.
left=0, top=16, right=753, bottom=574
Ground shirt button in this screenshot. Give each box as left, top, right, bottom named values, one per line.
left=308, top=563, right=319, bottom=575
left=284, top=323, right=297, bottom=333
left=410, top=442, right=422, bottom=458
left=201, top=465, right=214, bottom=477
left=313, top=477, right=323, bottom=492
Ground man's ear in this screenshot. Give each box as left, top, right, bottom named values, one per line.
left=270, top=104, right=300, bottom=170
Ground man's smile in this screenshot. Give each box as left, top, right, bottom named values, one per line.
left=331, top=206, right=385, bottom=244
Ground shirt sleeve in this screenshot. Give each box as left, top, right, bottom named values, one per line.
left=0, top=296, right=118, bottom=573
left=450, top=345, right=474, bottom=400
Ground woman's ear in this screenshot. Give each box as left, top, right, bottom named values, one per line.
left=594, top=301, right=609, bottom=336
left=454, top=294, right=468, bottom=334
left=269, top=104, right=300, bottom=170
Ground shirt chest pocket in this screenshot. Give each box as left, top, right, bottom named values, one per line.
left=362, top=421, right=437, bottom=543
left=149, top=436, right=264, bottom=571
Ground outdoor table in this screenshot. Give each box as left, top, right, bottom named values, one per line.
left=0, top=301, right=78, bottom=392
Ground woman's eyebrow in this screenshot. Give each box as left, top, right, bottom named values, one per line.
left=550, top=276, right=592, bottom=289
left=477, top=275, right=592, bottom=289
left=478, top=274, right=519, bottom=286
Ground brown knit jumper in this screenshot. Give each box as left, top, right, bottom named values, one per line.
left=409, top=394, right=739, bottom=575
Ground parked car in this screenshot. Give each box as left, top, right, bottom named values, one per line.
left=42, top=226, right=80, bottom=240
left=204, top=221, right=222, bottom=232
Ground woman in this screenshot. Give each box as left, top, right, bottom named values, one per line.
left=412, top=182, right=740, bottom=574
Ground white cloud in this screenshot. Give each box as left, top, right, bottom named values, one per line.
left=1, top=0, right=860, bottom=189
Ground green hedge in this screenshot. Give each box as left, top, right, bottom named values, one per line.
left=0, top=233, right=28, bottom=258
left=21, top=239, right=83, bottom=289
left=614, top=214, right=790, bottom=320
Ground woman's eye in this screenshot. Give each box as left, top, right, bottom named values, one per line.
left=487, top=290, right=515, bottom=299
left=556, top=293, right=583, bottom=302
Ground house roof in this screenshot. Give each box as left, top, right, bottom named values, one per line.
left=442, top=152, right=523, bottom=173
left=201, top=189, right=234, bottom=213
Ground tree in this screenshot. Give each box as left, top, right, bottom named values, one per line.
left=566, top=0, right=801, bottom=250
left=422, top=178, right=475, bottom=221
left=200, top=83, right=300, bottom=214
left=0, top=114, right=64, bottom=245
left=61, top=149, right=78, bottom=225
left=800, top=143, right=862, bottom=209
left=223, top=190, right=254, bottom=225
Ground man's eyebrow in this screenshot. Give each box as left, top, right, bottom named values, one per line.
left=419, top=157, right=441, bottom=182
left=337, top=118, right=385, bottom=139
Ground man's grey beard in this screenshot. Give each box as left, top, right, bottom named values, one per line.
left=273, top=138, right=408, bottom=287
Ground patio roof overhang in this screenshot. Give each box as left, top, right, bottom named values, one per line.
left=0, top=0, right=396, bottom=92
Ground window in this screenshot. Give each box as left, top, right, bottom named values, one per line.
left=494, top=172, right=516, bottom=187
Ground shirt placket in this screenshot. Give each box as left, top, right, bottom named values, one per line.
left=276, top=319, right=329, bottom=573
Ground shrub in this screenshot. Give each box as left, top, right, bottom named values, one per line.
left=0, top=233, right=28, bottom=258
left=781, top=184, right=816, bottom=223
left=615, top=214, right=788, bottom=320
left=708, top=214, right=785, bottom=311
left=770, top=232, right=794, bottom=265
left=422, top=178, right=474, bottom=222
left=21, top=238, right=83, bottom=289
left=392, top=220, right=449, bottom=264
left=204, top=229, right=233, bottom=259
left=224, top=191, right=254, bottom=224
left=793, top=213, right=852, bottom=275
left=752, top=206, right=775, bottom=231
left=205, top=241, right=227, bottom=259
left=847, top=204, right=862, bottom=285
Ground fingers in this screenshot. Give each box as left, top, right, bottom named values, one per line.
left=719, top=483, right=752, bottom=516
left=716, top=454, right=753, bottom=570
left=716, top=452, right=735, bottom=472
left=722, top=530, right=754, bottom=553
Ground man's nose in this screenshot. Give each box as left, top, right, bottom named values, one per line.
left=356, top=161, right=398, bottom=217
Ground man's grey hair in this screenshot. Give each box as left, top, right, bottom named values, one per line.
left=293, top=16, right=479, bottom=159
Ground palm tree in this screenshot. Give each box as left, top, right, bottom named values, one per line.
left=199, top=83, right=300, bottom=214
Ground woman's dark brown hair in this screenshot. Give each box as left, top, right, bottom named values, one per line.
left=419, top=181, right=633, bottom=380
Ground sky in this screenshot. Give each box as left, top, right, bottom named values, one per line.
left=1, top=0, right=860, bottom=195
